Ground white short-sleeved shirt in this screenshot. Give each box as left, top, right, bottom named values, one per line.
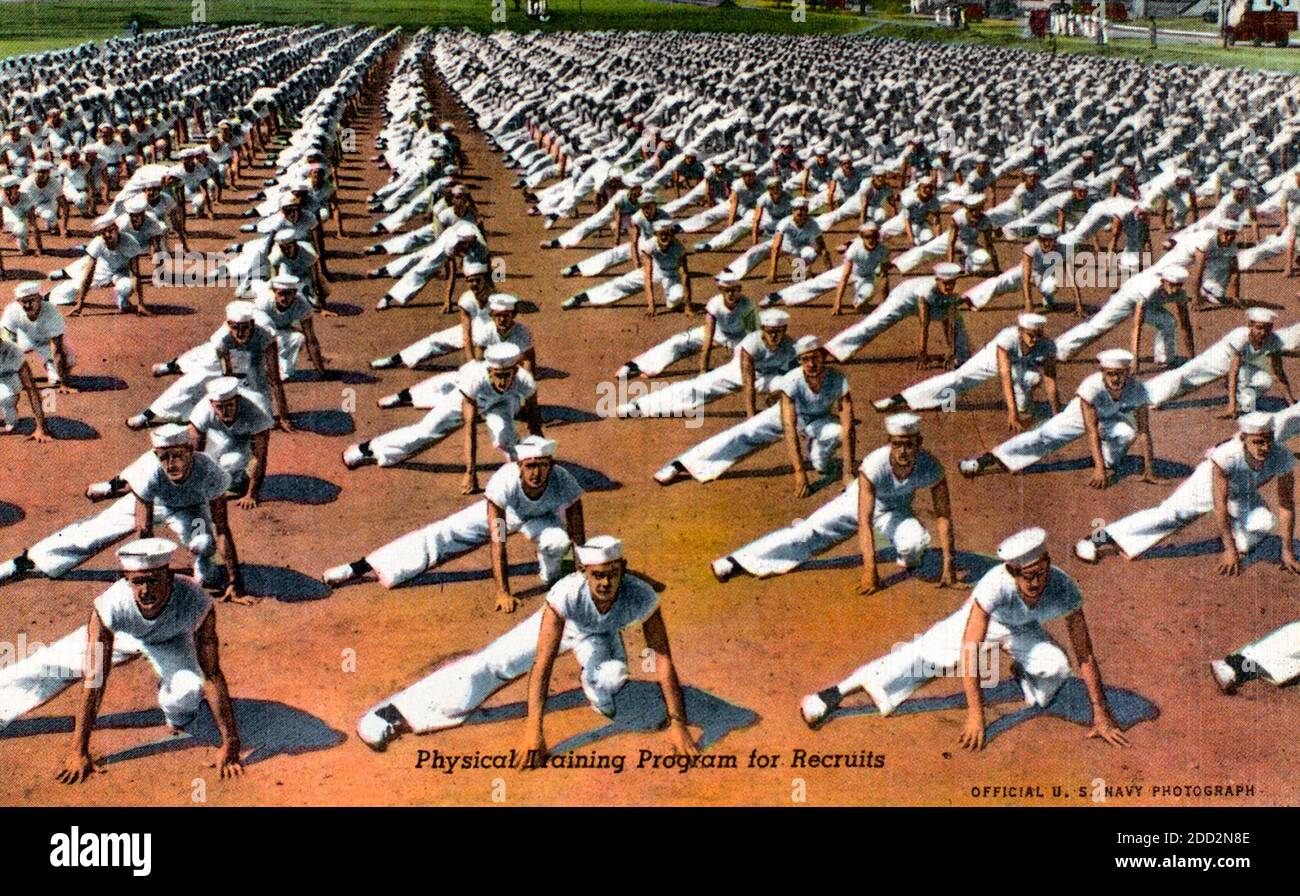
left=459, top=361, right=537, bottom=415
left=545, top=571, right=659, bottom=638
left=472, top=319, right=533, bottom=354
left=1225, top=327, right=1283, bottom=372
left=1075, top=371, right=1150, bottom=421
left=991, top=326, right=1056, bottom=372
left=125, top=452, right=232, bottom=511
left=776, top=215, right=822, bottom=248
left=1, top=299, right=64, bottom=349
left=94, top=575, right=212, bottom=646
left=641, top=238, right=686, bottom=281
left=737, top=331, right=796, bottom=377
left=188, top=390, right=274, bottom=463
left=859, top=444, right=943, bottom=514
left=705, top=295, right=756, bottom=343
left=0, top=338, right=25, bottom=376
left=253, top=290, right=313, bottom=332
left=776, top=366, right=849, bottom=422
left=973, top=564, right=1083, bottom=630
left=1210, top=436, right=1296, bottom=506
left=844, top=240, right=888, bottom=282
left=484, top=462, right=583, bottom=521
left=87, top=232, right=143, bottom=274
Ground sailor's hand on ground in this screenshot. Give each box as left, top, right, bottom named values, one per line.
left=494, top=591, right=519, bottom=614
left=274, top=415, right=296, bottom=433
left=56, top=381, right=79, bottom=395
left=1007, top=414, right=1027, bottom=433
left=215, top=742, right=245, bottom=779
left=793, top=471, right=810, bottom=498
left=219, top=584, right=260, bottom=605
left=236, top=494, right=259, bottom=510
left=514, top=732, right=547, bottom=769
left=1086, top=720, right=1130, bottom=748
left=1138, top=470, right=1164, bottom=486
left=1217, top=547, right=1241, bottom=576
left=460, top=473, right=480, bottom=495
left=937, top=567, right=970, bottom=590
left=958, top=712, right=986, bottom=752
left=29, top=427, right=54, bottom=443
left=56, top=751, right=100, bottom=784
left=856, top=572, right=880, bottom=596
left=1279, top=554, right=1300, bottom=575
left=668, top=724, right=699, bottom=757
left=1088, top=469, right=1110, bottom=490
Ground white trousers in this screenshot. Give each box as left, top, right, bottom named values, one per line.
left=991, top=398, right=1135, bottom=472
left=730, top=481, right=931, bottom=577
left=902, top=353, right=1040, bottom=413
left=365, top=502, right=570, bottom=589
left=628, top=326, right=741, bottom=378
left=0, top=626, right=203, bottom=731
left=1105, top=462, right=1275, bottom=559
left=773, top=266, right=876, bottom=308
left=48, top=257, right=134, bottom=309
left=621, top=360, right=781, bottom=417
left=395, top=322, right=463, bottom=368
left=842, top=601, right=1071, bottom=716
left=26, top=495, right=220, bottom=584
left=672, top=405, right=840, bottom=482
left=1238, top=620, right=1300, bottom=686
left=826, top=292, right=969, bottom=364
left=367, top=395, right=518, bottom=467
left=1144, top=348, right=1270, bottom=409
left=381, top=608, right=629, bottom=732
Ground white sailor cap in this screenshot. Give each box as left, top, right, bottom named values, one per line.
left=637, top=192, right=659, bottom=206
left=463, top=259, right=489, bottom=276
left=91, top=213, right=118, bottom=232
left=1160, top=265, right=1188, bottom=284
left=1018, top=313, right=1047, bottom=330
left=1071, top=179, right=1089, bottom=190
left=765, top=176, right=783, bottom=187
left=484, top=343, right=522, bottom=369
left=32, top=160, right=53, bottom=172
left=962, top=194, right=985, bottom=208
left=206, top=376, right=240, bottom=401
left=14, top=281, right=43, bottom=299
left=274, top=228, right=297, bottom=242
left=1097, top=348, right=1133, bottom=369
left=997, top=527, right=1048, bottom=566
left=575, top=535, right=622, bottom=566
left=1175, top=168, right=1193, bottom=180
left=1246, top=307, right=1278, bottom=325
left=790, top=197, right=809, bottom=210
left=280, top=194, right=301, bottom=209
left=859, top=220, right=880, bottom=234
left=973, top=153, right=989, bottom=164
left=759, top=309, right=790, bottom=328
left=225, top=300, right=255, bottom=323
left=624, top=175, right=643, bottom=187
left=933, top=262, right=962, bottom=280
left=793, top=335, right=823, bottom=356
left=271, top=273, right=300, bottom=290
left=738, top=163, right=757, bottom=174
left=1037, top=223, right=1059, bottom=238
left=1231, top=178, right=1251, bottom=190
left=1239, top=411, right=1274, bottom=435
left=150, top=423, right=191, bottom=448
left=117, top=537, right=178, bottom=572
left=870, top=165, right=888, bottom=176
left=125, top=195, right=148, bottom=214
left=515, top=435, right=557, bottom=460
left=1, top=175, right=22, bottom=190
left=885, top=412, right=921, bottom=437
left=715, top=270, right=742, bottom=286
left=652, top=219, right=675, bottom=235
left=487, top=293, right=518, bottom=312
left=1022, top=165, right=1039, bottom=176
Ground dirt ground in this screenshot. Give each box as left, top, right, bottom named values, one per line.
left=1, top=46, right=1297, bottom=808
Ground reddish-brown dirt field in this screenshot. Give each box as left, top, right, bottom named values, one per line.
left=1, top=46, right=1297, bottom=807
